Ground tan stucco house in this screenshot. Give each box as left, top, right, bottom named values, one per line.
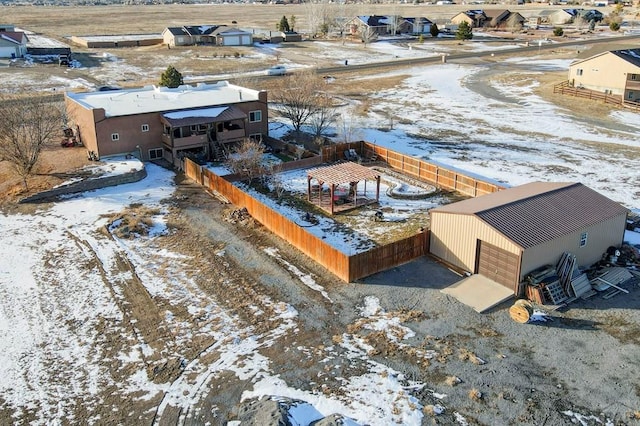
left=568, top=49, right=640, bottom=103
left=429, top=182, right=628, bottom=294
left=65, top=82, right=269, bottom=166
left=162, top=25, right=252, bottom=47
left=451, top=10, right=487, bottom=28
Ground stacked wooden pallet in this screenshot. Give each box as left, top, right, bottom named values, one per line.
left=556, top=252, right=592, bottom=299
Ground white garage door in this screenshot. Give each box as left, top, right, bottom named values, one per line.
left=0, top=47, right=16, bottom=58
left=223, top=36, right=240, bottom=46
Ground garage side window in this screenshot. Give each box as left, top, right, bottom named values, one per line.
left=576, top=69, right=583, bottom=76
left=579, top=232, right=588, bottom=247
left=249, top=111, right=262, bottom=123
left=111, top=133, right=120, bottom=141
left=141, top=124, right=149, bottom=132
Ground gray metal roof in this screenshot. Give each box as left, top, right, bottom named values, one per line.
left=432, top=182, right=628, bottom=249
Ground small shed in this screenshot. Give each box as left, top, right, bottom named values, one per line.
left=307, top=162, right=381, bottom=215
left=429, top=182, right=628, bottom=294
left=282, top=31, right=303, bottom=42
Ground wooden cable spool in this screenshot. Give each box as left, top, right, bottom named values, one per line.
left=509, top=299, right=534, bottom=323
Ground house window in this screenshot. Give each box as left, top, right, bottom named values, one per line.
left=250, top=133, right=263, bottom=143
left=249, top=110, right=262, bottom=123
left=149, top=148, right=163, bottom=160
left=579, top=232, right=588, bottom=247
left=631, top=74, right=638, bottom=81
left=576, top=69, right=583, bottom=76
left=628, top=91, right=634, bottom=100
left=141, top=124, right=149, bottom=132
left=111, top=133, right=120, bottom=141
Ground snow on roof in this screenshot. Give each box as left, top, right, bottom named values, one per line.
left=74, top=34, right=162, bottom=42
left=163, top=106, right=228, bottom=119
left=66, top=82, right=262, bottom=118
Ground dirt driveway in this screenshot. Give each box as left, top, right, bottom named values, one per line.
left=152, top=171, right=640, bottom=425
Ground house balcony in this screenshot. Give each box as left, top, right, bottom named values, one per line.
left=215, top=128, right=245, bottom=142
left=162, top=133, right=209, bottom=149
left=624, top=80, right=640, bottom=91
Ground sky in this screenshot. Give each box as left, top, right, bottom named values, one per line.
left=1, top=34, right=639, bottom=425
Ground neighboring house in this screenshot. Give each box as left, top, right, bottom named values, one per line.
left=162, top=25, right=219, bottom=46
left=568, top=49, right=640, bottom=102
left=0, top=30, right=28, bottom=58
left=536, top=9, right=556, bottom=24
left=404, top=17, right=434, bottom=34
left=577, top=9, right=604, bottom=23
left=548, top=9, right=579, bottom=25
left=347, top=15, right=411, bottom=36
left=64, top=82, right=269, bottom=166
left=429, top=182, right=628, bottom=294
left=451, top=10, right=488, bottom=28
left=484, top=9, right=525, bottom=29
left=163, top=25, right=252, bottom=47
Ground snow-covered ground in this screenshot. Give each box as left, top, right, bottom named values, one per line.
left=1, top=35, right=639, bottom=424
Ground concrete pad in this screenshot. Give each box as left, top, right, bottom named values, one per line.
left=441, top=274, right=514, bottom=313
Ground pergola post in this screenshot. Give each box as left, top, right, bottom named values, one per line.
left=376, top=176, right=380, bottom=201
left=330, top=184, right=335, bottom=215
left=307, top=175, right=312, bottom=202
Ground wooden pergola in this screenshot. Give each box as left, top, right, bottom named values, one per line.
left=307, top=162, right=381, bottom=215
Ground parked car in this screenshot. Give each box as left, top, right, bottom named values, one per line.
left=266, top=65, right=287, bottom=76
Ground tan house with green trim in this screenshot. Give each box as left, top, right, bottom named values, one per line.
left=568, top=49, right=640, bottom=103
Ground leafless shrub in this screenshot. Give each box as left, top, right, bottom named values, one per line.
left=469, top=388, right=482, bottom=401
left=445, top=375, right=462, bottom=386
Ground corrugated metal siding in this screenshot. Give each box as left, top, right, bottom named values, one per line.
left=430, top=212, right=520, bottom=272
left=521, top=213, right=627, bottom=277
left=477, top=184, right=628, bottom=249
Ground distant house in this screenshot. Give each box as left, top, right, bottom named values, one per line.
left=451, top=10, right=488, bottom=28
left=281, top=31, right=303, bottom=42
left=548, top=9, right=579, bottom=25
left=484, top=10, right=525, bottom=29
left=347, top=15, right=411, bottom=36
left=568, top=49, right=640, bottom=103
left=162, top=25, right=251, bottom=47
left=162, top=25, right=219, bottom=47
left=404, top=17, right=434, bottom=35
left=577, top=9, right=604, bottom=23
left=0, top=30, right=27, bottom=58
left=64, top=82, right=269, bottom=166
left=430, top=182, right=628, bottom=293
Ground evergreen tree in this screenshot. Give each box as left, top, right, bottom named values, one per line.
left=159, top=66, right=183, bottom=88
left=277, top=15, right=291, bottom=32
left=456, top=21, right=473, bottom=40
left=430, top=22, right=439, bottom=37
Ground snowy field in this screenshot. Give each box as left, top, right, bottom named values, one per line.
left=1, top=33, right=640, bottom=424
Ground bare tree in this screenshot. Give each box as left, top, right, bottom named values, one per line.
left=272, top=70, right=325, bottom=134
left=360, top=26, right=378, bottom=47
left=388, top=15, right=405, bottom=36
left=226, top=139, right=266, bottom=184
left=0, top=94, right=64, bottom=190
left=308, top=91, right=338, bottom=138
left=336, top=113, right=363, bottom=144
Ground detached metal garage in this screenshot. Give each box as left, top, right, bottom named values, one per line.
left=429, top=182, right=628, bottom=294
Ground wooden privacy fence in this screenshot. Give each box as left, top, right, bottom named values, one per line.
left=324, top=142, right=505, bottom=197
left=553, top=80, right=622, bottom=107
left=183, top=157, right=429, bottom=282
